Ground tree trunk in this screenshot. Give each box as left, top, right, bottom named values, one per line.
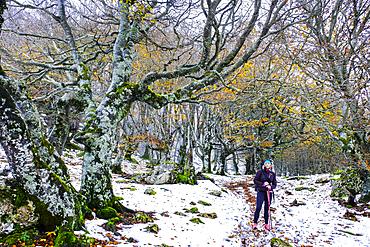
left=0, top=76, right=83, bottom=235
left=204, top=145, right=212, bottom=173
left=233, top=152, right=239, bottom=174
left=75, top=1, right=138, bottom=212
left=112, top=146, right=125, bottom=174
left=76, top=100, right=132, bottom=211
left=176, top=124, right=197, bottom=184
left=218, top=151, right=227, bottom=176
left=141, top=145, right=151, bottom=160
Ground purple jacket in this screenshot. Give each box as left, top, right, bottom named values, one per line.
left=254, top=169, right=277, bottom=192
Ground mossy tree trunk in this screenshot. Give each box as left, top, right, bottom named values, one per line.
left=0, top=76, right=83, bottom=233
left=176, top=121, right=197, bottom=184
left=75, top=1, right=141, bottom=211
left=0, top=1, right=85, bottom=243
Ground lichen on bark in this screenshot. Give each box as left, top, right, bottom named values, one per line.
left=0, top=75, right=84, bottom=237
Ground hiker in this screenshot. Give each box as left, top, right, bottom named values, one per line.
left=253, top=159, right=277, bottom=230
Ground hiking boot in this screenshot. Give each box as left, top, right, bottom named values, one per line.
left=265, top=224, right=270, bottom=231
left=252, top=223, right=257, bottom=229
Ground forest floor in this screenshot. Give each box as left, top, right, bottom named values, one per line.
left=1, top=149, right=370, bottom=246
left=63, top=151, right=370, bottom=247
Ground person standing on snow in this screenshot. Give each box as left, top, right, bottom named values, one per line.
left=253, top=159, right=277, bottom=231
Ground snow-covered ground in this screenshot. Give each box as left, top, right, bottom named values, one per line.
left=1, top=149, right=370, bottom=247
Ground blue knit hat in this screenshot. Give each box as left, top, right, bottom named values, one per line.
left=264, top=160, right=272, bottom=166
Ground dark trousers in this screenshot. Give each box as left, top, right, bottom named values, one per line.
left=253, top=191, right=271, bottom=224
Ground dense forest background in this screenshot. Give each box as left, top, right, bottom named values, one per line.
left=1, top=0, right=370, bottom=244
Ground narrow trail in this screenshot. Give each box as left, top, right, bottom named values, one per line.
left=218, top=174, right=370, bottom=247
left=223, top=177, right=278, bottom=246
left=223, top=176, right=314, bottom=247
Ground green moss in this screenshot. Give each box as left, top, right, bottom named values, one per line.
left=65, top=153, right=73, bottom=158
left=76, top=234, right=96, bottom=246
left=146, top=224, right=159, bottom=233
left=208, top=190, right=222, bottom=197
left=190, top=218, right=204, bottom=224
left=198, top=212, right=217, bottom=219
left=0, top=229, right=39, bottom=245
left=190, top=207, right=199, bottom=213
left=132, top=212, right=153, bottom=223
left=96, top=207, right=118, bottom=219
left=1, top=214, right=9, bottom=223
left=50, top=172, right=71, bottom=193
left=174, top=89, right=182, bottom=99
left=334, top=169, right=344, bottom=175
left=29, top=143, right=51, bottom=170
left=271, top=237, right=292, bottom=247
left=78, top=63, right=91, bottom=81
left=295, top=187, right=315, bottom=191
left=105, top=217, right=121, bottom=233
left=55, top=231, right=78, bottom=247
left=125, top=156, right=139, bottom=164
left=77, top=152, right=85, bottom=157
left=64, top=142, right=82, bottom=150
left=110, top=217, right=120, bottom=223
left=331, top=187, right=344, bottom=197
left=115, top=83, right=165, bottom=108
left=32, top=194, right=63, bottom=231
left=106, top=221, right=116, bottom=233
left=81, top=205, right=93, bottom=220
left=145, top=188, right=156, bottom=195
left=173, top=211, right=186, bottom=216
left=175, top=171, right=196, bottom=185
left=198, top=200, right=211, bottom=206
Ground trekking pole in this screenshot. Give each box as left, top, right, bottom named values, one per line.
left=267, top=189, right=272, bottom=230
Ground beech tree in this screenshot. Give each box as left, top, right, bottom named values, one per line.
left=1, top=0, right=307, bottom=243
left=288, top=0, right=370, bottom=166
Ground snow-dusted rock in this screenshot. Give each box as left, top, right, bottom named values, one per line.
left=138, top=162, right=177, bottom=185
left=331, top=167, right=370, bottom=204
